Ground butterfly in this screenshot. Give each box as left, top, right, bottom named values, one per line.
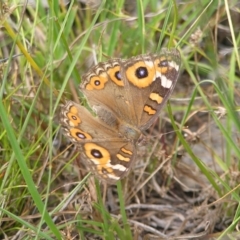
left=59, top=48, right=181, bottom=183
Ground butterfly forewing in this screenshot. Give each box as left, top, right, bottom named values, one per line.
left=80, top=59, right=134, bottom=129
left=138, top=49, right=181, bottom=130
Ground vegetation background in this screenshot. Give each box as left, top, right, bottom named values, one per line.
left=0, top=0, right=239, bottom=239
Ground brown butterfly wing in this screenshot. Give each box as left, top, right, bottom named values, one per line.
left=80, top=49, right=181, bottom=135
left=80, top=59, right=134, bottom=129
left=121, top=48, right=181, bottom=131
left=59, top=101, right=136, bottom=183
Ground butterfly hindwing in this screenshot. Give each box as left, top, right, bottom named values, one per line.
left=59, top=101, right=136, bottom=182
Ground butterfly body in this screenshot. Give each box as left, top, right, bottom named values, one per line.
left=60, top=49, right=181, bottom=183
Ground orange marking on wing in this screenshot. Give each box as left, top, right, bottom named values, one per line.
left=120, top=147, right=133, bottom=155
left=126, top=61, right=155, bottom=88
left=86, top=72, right=108, bottom=90
left=116, top=154, right=130, bottom=162
left=67, top=106, right=81, bottom=126
left=144, top=105, right=156, bottom=115
left=149, top=93, right=163, bottom=104
left=108, top=66, right=124, bottom=86
left=70, top=128, right=92, bottom=140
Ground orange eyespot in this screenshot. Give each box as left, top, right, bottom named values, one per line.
left=86, top=73, right=108, bottom=90
left=70, top=129, right=92, bottom=141
left=108, top=66, right=124, bottom=86
left=125, top=61, right=155, bottom=88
